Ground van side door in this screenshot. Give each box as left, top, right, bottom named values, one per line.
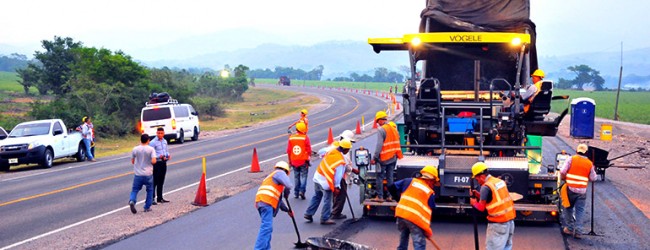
left=173, top=106, right=190, bottom=135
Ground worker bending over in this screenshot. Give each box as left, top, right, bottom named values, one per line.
left=254, top=161, right=293, bottom=250
left=470, top=162, right=516, bottom=250
left=389, top=165, right=439, bottom=250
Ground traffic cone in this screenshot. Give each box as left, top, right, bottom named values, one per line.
left=372, top=120, right=378, bottom=129
left=327, top=128, right=334, bottom=145
left=397, top=102, right=401, bottom=110
left=249, top=148, right=261, bottom=173
left=192, top=158, right=209, bottom=206
left=356, top=121, right=362, bottom=134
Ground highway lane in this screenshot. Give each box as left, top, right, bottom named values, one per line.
left=0, top=85, right=389, bottom=248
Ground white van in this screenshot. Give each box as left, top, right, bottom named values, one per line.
left=140, top=99, right=200, bottom=144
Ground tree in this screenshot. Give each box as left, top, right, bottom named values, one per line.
left=566, top=64, right=605, bottom=90
left=16, top=66, right=39, bottom=95
left=31, top=36, right=82, bottom=95
left=373, top=67, right=389, bottom=82
left=233, top=64, right=249, bottom=78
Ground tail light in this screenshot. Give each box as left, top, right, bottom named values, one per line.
left=172, top=119, right=176, bottom=130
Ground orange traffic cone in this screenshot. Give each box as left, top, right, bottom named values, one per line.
left=396, top=102, right=401, bottom=110
left=372, top=120, right=378, bottom=129
left=192, top=158, right=209, bottom=206
left=356, top=121, right=362, bottom=134
left=249, top=148, right=261, bottom=173
left=327, top=128, right=334, bottom=145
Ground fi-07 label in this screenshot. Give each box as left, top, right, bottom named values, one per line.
left=453, top=176, right=470, bottom=184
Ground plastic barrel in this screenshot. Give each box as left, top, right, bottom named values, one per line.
left=600, top=124, right=613, bottom=141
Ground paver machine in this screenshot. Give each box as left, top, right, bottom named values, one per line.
left=357, top=0, right=569, bottom=221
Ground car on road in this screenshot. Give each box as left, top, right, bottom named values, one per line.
left=0, top=126, right=7, bottom=140
left=0, top=119, right=86, bottom=171
left=140, top=99, right=200, bottom=144
left=278, top=76, right=291, bottom=86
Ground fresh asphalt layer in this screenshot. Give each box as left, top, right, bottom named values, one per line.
left=0, top=85, right=388, bottom=249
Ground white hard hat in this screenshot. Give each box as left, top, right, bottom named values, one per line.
left=339, top=130, right=356, bottom=143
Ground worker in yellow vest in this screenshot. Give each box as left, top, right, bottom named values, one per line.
left=304, top=138, right=352, bottom=225
left=470, top=162, right=516, bottom=250
left=371, top=111, right=403, bottom=202
left=288, top=109, right=309, bottom=133
left=559, top=144, right=596, bottom=239
left=390, top=165, right=439, bottom=250
left=254, top=161, right=293, bottom=250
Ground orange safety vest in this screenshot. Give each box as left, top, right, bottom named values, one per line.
left=316, top=149, right=345, bottom=190
left=379, top=124, right=403, bottom=162
left=298, top=117, right=309, bottom=133
left=484, top=176, right=516, bottom=223
left=254, top=171, right=285, bottom=209
left=523, top=81, right=544, bottom=113
left=288, top=133, right=310, bottom=162
left=566, top=155, right=593, bottom=189
left=395, top=178, right=434, bottom=237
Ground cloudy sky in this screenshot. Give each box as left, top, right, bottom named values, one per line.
left=1, top=0, right=648, bottom=59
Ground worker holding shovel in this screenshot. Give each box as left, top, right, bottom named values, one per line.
left=389, top=165, right=441, bottom=250
left=254, top=161, right=293, bottom=250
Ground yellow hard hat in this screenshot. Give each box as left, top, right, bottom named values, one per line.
left=471, top=162, right=489, bottom=178
left=82, top=116, right=88, bottom=122
left=531, top=69, right=545, bottom=78
left=301, top=109, right=308, bottom=115
left=389, top=121, right=397, bottom=129
left=338, top=138, right=352, bottom=149
left=576, top=144, right=588, bottom=154
left=420, top=165, right=439, bottom=181
left=332, top=141, right=340, bottom=147
left=296, top=122, right=307, bottom=133
left=275, top=161, right=290, bottom=173
left=375, top=111, right=388, bottom=121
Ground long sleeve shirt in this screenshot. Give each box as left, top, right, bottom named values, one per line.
left=149, top=137, right=169, bottom=159
left=257, top=170, right=294, bottom=214
left=393, top=178, right=436, bottom=209
left=313, top=149, right=347, bottom=191
left=81, top=123, right=92, bottom=140
left=560, top=155, right=597, bottom=194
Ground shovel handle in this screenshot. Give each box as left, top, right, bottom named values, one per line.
left=426, top=237, right=441, bottom=250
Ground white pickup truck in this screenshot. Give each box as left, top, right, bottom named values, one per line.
left=0, top=119, right=86, bottom=171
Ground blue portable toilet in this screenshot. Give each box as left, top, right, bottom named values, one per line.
left=570, top=97, right=596, bottom=138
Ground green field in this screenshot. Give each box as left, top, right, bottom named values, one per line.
left=0, top=71, right=37, bottom=95
left=551, top=89, right=650, bottom=125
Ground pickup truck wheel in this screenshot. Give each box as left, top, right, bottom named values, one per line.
left=76, top=143, right=87, bottom=162
left=0, top=163, right=9, bottom=171
left=177, top=130, right=185, bottom=144
left=191, top=127, right=199, bottom=141
left=41, top=148, right=53, bottom=169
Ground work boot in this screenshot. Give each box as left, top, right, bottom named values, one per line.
left=129, top=201, right=137, bottom=214
left=144, top=208, right=152, bottom=212
left=299, top=192, right=306, bottom=200
left=304, top=214, right=313, bottom=223
left=320, top=219, right=336, bottom=225
left=331, top=214, right=347, bottom=220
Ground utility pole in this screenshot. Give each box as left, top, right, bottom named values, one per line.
left=614, top=42, right=623, bottom=121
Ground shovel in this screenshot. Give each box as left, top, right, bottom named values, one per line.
left=345, top=190, right=361, bottom=223
left=285, top=198, right=309, bottom=248
left=426, top=237, right=442, bottom=250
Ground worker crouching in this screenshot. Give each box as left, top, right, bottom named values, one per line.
left=254, top=161, right=294, bottom=250
left=470, top=162, right=516, bottom=250
left=389, top=165, right=439, bottom=250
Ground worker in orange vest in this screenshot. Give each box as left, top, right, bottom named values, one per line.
left=288, top=109, right=309, bottom=133
left=287, top=122, right=311, bottom=200
left=304, top=138, right=352, bottom=225
left=470, top=162, right=516, bottom=250
left=522, top=69, right=545, bottom=113
left=389, top=165, right=439, bottom=250
left=370, top=111, right=403, bottom=202
left=559, top=144, right=596, bottom=239
left=254, top=161, right=293, bottom=250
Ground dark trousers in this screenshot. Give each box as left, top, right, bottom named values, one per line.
left=153, top=160, right=167, bottom=201
left=331, top=180, right=348, bottom=216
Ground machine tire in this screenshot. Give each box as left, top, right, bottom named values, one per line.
left=76, top=142, right=87, bottom=162
left=191, top=127, right=199, bottom=141
left=177, top=130, right=185, bottom=144
left=41, top=148, right=54, bottom=169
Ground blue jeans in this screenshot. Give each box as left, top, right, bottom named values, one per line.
left=129, top=175, right=153, bottom=209
left=397, top=218, right=426, bottom=250
left=254, top=205, right=274, bottom=250
left=83, top=138, right=94, bottom=160
left=292, top=165, right=308, bottom=195
left=562, top=189, right=587, bottom=234
left=486, top=220, right=515, bottom=250
left=375, top=161, right=396, bottom=199
left=305, top=183, right=333, bottom=221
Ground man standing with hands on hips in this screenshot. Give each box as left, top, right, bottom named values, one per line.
left=150, top=128, right=171, bottom=205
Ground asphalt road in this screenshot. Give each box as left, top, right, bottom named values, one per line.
left=0, top=85, right=388, bottom=249
left=107, top=129, right=568, bottom=250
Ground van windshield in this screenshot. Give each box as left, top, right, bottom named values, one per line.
left=143, top=108, right=172, bottom=121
